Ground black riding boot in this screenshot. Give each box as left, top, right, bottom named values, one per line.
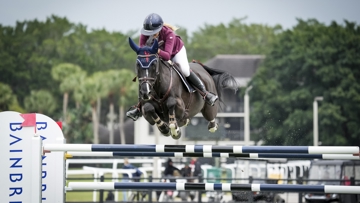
left=126, top=103, right=142, bottom=121
left=187, top=71, right=218, bottom=106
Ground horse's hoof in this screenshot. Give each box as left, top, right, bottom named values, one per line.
left=158, top=123, right=170, bottom=136
left=169, top=123, right=181, bottom=139
left=160, top=128, right=170, bottom=136
left=171, top=131, right=181, bottom=140
left=208, top=122, right=218, bottom=133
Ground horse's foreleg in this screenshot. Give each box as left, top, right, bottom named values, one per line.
left=143, top=103, right=170, bottom=136
left=166, top=97, right=181, bottom=139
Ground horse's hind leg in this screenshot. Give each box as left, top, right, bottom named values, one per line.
left=167, top=97, right=181, bottom=139
left=201, top=105, right=219, bottom=133
left=207, top=119, right=218, bottom=133
left=142, top=103, right=170, bottom=136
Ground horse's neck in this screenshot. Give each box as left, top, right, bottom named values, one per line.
left=155, top=63, right=175, bottom=95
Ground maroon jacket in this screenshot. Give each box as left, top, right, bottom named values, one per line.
left=140, top=26, right=184, bottom=61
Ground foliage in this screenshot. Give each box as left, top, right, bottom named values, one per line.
left=51, top=63, right=83, bottom=82
left=249, top=19, right=360, bottom=146
left=0, top=15, right=135, bottom=114
left=0, top=16, right=74, bottom=109
left=63, top=105, right=93, bottom=143
left=186, top=17, right=282, bottom=62
left=0, top=82, right=17, bottom=111
left=24, top=90, right=57, bottom=115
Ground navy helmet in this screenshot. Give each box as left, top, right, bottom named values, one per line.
left=141, top=13, right=163, bottom=36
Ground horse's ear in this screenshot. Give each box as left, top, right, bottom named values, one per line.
left=150, top=39, right=159, bottom=54
left=129, top=37, right=139, bottom=53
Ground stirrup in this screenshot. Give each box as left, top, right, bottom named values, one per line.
left=126, top=106, right=142, bottom=121
left=204, top=92, right=218, bottom=106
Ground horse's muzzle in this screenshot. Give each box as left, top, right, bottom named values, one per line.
left=140, top=93, right=152, bottom=101
left=139, top=83, right=152, bottom=101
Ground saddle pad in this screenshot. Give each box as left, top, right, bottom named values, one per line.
left=169, top=62, right=196, bottom=93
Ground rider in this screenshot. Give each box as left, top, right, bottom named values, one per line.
left=126, top=13, right=218, bottom=121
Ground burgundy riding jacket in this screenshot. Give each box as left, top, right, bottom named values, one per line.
left=139, top=26, right=184, bottom=61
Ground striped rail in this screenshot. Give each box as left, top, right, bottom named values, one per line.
left=67, top=182, right=360, bottom=194
left=45, top=144, right=360, bottom=154
left=66, top=151, right=360, bottom=159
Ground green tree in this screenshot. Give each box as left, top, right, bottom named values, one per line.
left=24, top=90, right=57, bottom=115
left=101, top=69, right=138, bottom=144
left=0, top=82, right=16, bottom=111
left=74, top=74, right=107, bottom=144
left=0, top=16, right=75, bottom=110
left=117, top=69, right=138, bottom=144
left=186, top=17, right=282, bottom=62
left=51, top=63, right=85, bottom=120
left=249, top=19, right=360, bottom=146
left=102, top=69, right=121, bottom=144
left=0, top=82, right=22, bottom=112
left=63, top=105, right=93, bottom=143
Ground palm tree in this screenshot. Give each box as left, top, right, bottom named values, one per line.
left=102, top=70, right=121, bottom=144
left=51, top=63, right=84, bottom=121
left=117, top=69, right=138, bottom=144
left=24, top=90, right=57, bottom=115
left=74, top=74, right=107, bottom=144
left=60, top=71, right=87, bottom=118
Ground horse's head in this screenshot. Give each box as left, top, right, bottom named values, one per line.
left=129, top=37, right=159, bottom=101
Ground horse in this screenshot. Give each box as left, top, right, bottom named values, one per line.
left=129, top=37, right=237, bottom=139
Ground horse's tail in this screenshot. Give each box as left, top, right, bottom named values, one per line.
left=193, top=60, right=238, bottom=104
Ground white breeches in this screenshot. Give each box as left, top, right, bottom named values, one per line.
left=172, top=46, right=190, bottom=77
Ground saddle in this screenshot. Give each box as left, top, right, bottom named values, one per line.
left=161, top=59, right=196, bottom=93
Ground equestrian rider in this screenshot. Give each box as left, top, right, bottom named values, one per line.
left=126, top=13, right=218, bottom=121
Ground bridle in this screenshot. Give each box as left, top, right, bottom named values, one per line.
left=137, top=53, right=160, bottom=91
left=136, top=53, right=173, bottom=104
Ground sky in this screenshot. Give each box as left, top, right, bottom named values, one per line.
left=0, top=0, right=359, bottom=35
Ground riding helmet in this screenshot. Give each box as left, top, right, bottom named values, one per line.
left=141, top=13, right=164, bottom=36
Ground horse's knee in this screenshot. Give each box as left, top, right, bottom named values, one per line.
left=166, top=97, right=176, bottom=110
left=143, top=103, right=155, bottom=113
left=142, top=103, right=157, bottom=125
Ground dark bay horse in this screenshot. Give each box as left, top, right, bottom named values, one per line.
left=129, top=37, right=237, bottom=139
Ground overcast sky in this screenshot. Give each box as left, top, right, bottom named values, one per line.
left=0, top=0, right=359, bottom=35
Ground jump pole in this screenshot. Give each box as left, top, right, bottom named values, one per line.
left=66, top=151, right=360, bottom=160
left=67, top=182, right=360, bottom=194
left=45, top=144, right=360, bottom=154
